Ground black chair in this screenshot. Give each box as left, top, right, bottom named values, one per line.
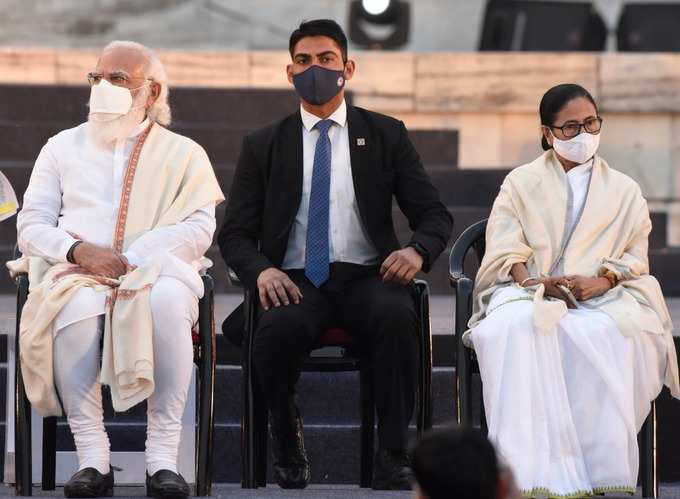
left=449, top=219, right=659, bottom=498
left=231, top=270, right=432, bottom=488
left=13, top=258, right=216, bottom=496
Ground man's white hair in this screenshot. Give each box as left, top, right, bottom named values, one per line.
left=101, top=40, right=171, bottom=126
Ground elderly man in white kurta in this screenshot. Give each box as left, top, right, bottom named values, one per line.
left=13, top=41, right=223, bottom=499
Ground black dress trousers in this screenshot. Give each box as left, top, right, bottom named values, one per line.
left=252, top=263, right=418, bottom=451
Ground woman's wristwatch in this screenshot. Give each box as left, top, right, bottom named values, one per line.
left=602, top=270, right=618, bottom=289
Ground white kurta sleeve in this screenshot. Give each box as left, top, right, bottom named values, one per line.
left=17, top=141, right=79, bottom=262
left=123, top=203, right=216, bottom=266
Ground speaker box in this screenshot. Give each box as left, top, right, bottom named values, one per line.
left=479, top=0, right=607, bottom=51
left=618, top=3, right=680, bottom=52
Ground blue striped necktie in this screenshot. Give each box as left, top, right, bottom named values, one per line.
left=304, top=119, right=333, bottom=287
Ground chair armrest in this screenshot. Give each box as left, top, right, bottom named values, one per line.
left=227, top=267, right=243, bottom=288
left=449, top=271, right=470, bottom=288
left=16, top=273, right=29, bottom=290
left=200, top=273, right=214, bottom=293
left=448, top=219, right=488, bottom=288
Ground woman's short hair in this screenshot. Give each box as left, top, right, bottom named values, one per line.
left=411, top=427, right=498, bottom=499
left=539, top=83, right=598, bottom=151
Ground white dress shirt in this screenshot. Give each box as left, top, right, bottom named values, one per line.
left=17, top=118, right=216, bottom=329
left=281, top=100, right=379, bottom=269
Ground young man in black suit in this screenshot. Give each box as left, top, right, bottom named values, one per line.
left=219, top=19, right=453, bottom=490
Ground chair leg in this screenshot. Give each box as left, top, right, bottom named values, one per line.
left=15, top=364, right=32, bottom=496
left=479, top=383, right=488, bottom=436
left=416, top=284, right=433, bottom=435
left=640, top=400, right=657, bottom=499
left=241, top=288, right=260, bottom=489
left=41, top=417, right=57, bottom=490
left=241, top=342, right=257, bottom=488
left=195, top=301, right=215, bottom=495
left=254, top=387, right=268, bottom=488
left=359, top=364, right=375, bottom=488
left=455, top=278, right=474, bottom=427
left=15, top=278, right=32, bottom=496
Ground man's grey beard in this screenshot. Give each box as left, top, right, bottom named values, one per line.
left=86, top=91, right=148, bottom=147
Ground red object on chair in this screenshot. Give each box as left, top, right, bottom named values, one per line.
left=317, top=327, right=353, bottom=346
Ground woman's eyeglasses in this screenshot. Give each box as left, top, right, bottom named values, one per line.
left=548, top=117, right=603, bottom=138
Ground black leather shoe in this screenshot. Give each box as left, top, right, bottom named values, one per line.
left=64, top=467, right=114, bottom=498
left=145, top=470, right=190, bottom=499
left=372, top=448, right=412, bottom=490
left=269, top=405, right=311, bottom=489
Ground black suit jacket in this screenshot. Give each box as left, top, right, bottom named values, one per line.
left=218, top=105, right=453, bottom=342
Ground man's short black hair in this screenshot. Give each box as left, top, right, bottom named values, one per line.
left=411, top=427, right=499, bottom=499
left=289, top=19, right=348, bottom=62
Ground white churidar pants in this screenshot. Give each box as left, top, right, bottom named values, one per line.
left=52, top=276, right=198, bottom=476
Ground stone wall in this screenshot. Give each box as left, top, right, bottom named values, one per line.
left=2, top=48, right=680, bottom=243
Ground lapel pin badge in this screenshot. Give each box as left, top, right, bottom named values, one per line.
left=357, top=138, right=366, bottom=146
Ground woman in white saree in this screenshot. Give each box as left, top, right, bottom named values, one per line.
left=468, top=84, right=680, bottom=498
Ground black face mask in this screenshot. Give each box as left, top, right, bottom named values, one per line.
left=292, top=65, right=346, bottom=105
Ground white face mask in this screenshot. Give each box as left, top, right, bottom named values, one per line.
left=550, top=130, right=600, bottom=164
left=88, top=79, right=147, bottom=122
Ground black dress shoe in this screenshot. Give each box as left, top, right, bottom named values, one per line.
left=146, top=470, right=190, bottom=499
left=372, top=448, right=412, bottom=490
left=64, top=467, right=114, bottom=498
left=269, top=405, right=311, bottom=489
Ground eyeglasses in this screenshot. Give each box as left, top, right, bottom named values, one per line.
left=87, top=71, right=153, bottom=88
left=548, top=117, right=603, bottom=138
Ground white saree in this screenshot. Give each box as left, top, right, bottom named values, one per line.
left=468, top=151, right=679, bottom=498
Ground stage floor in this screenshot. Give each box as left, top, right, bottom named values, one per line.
left=2, top=483, right=680, bottom=498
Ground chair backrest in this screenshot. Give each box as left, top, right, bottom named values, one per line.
left=449, top=219, right=488, bottom=282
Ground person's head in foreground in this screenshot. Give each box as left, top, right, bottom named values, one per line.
left=87, top=40, right=170, bottom=146
left=411, top=428, right=521, bottom=499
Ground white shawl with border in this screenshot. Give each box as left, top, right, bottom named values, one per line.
left=468, top=150, right=680, bottom=398
left=7, top=123, right=225, bottom=416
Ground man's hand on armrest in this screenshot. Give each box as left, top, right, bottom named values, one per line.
left=256, top=267, right=303, bottom=311
left=380, top=247, right=423, bottom=285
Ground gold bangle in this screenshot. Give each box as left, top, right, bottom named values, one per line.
left=520, top=277, right=538, bottom=288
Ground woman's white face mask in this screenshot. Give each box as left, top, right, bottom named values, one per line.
left=550, top=130, right=601, bottom=165
left=88, top=79, right=148, bottom=122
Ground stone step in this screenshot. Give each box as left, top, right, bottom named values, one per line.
left=49, top=422, right=420, bottom=484
left=0, top=83, right=459, bottom=166
left=649, top=248, right=680, bottom=296
left=0, top=85, right=300, bottom=130
left=19, top=366, right=459, bottom=431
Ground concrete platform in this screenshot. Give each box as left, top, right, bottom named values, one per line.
left=2, top=483, right=680, bottom=499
